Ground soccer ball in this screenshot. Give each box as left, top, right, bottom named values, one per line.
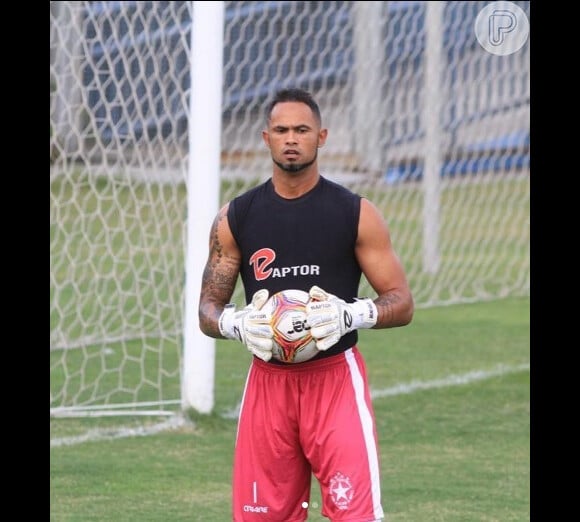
left=265, top=289, right=319, bottom=364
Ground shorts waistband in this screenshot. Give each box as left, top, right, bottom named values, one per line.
left=252, top=346, right=358, bottom=373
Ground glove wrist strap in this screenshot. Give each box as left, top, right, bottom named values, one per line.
left=218, top=304, right=238, bottom=339
left=351, top=298, right=378, bottom=329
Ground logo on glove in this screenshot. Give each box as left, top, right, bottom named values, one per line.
left=342, top=310, right=352, bottom=329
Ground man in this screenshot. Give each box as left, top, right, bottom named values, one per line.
left=198, top=87, right=414, bottom=521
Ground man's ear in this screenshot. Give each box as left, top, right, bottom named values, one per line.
left=262, top=130, right=270, bottom=147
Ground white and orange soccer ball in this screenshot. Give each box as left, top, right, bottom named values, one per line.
left=264, top=289, right=319, bottom=364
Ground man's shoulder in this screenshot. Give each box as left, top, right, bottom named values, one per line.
left=320, top=175, right=360, bottom=199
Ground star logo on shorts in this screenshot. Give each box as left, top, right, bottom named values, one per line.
left=329, top=472, right=354, bottom=510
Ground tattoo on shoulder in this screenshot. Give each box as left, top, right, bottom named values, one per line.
left=209, top=207, right=228, bottom=256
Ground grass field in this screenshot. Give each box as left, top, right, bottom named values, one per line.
left=50, top=296, right=529, bottom=521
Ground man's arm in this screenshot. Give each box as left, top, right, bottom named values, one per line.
left=355, top=198, right=414, bottom=328
left=198, top=204, right=275, bottom=362
left=305, top=198, right=414, bottom=351
left=198, top=203, right=242, bottom=339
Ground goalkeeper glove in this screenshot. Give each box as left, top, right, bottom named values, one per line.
left=305, top=285, right=378, bottom=351
left=218, top=289, right=274, bottom=362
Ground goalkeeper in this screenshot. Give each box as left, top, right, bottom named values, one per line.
left=198, top=87, right=414, bottom=522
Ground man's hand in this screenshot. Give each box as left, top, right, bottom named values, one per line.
left=305, top=285, right=378, bottom=351
left=218, top=289, right=274, bottom=362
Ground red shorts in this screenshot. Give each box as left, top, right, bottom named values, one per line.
left=232, top=346, right=384, bottom=521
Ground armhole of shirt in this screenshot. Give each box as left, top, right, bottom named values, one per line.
left=227, top=198, right=239, bottom=240
left=353, top=194, right=362, bottom=243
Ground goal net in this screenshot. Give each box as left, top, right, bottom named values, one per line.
left=50, top=1, right=530, bottom=418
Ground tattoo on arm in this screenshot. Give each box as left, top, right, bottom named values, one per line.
left=198, top=208, right=241, bottom=338
left=374, top=293, right=402, bottom=327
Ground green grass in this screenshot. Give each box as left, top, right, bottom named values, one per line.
left=50, top=296, right=529, bottom=521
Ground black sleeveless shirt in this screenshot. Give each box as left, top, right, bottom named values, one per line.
left=227, top=176, right=363, bottom=360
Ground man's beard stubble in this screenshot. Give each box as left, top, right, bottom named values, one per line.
left=273, top=151, right=317, bottom=173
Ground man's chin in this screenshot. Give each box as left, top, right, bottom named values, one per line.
left=281, top=163, right=306, bottom=173
left=274, top=159, right=314, bottom=173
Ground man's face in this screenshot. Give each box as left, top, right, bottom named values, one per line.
left=263, top=101, right=327, bottom=173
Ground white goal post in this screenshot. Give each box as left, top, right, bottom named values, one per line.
left=50, top=1, right=530, bottom=418
left=181, top=2, right=224, bottom=414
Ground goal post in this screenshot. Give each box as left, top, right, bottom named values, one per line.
left=50, top=1, right=530, bottom=420
left=181, top=1, right=224, bottom=414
